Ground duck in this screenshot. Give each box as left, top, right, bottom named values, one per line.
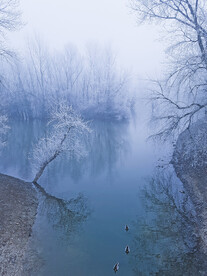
left=125, top=245, right=130, bottom=254
left=179, top=190, right=185, bottom=194
left=113, top=262, right=119, bottom=273
left=125, top=225, right=129, bottom=231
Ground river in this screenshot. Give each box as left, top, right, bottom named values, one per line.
left=0, top=117, right=204, bottom=275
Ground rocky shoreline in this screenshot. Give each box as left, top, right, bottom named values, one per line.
left=0, top=173, right=38, bottom=276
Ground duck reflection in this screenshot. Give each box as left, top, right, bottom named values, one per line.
left=130, top=169, right=206, bottom=276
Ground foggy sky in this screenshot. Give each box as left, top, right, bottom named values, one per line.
left=9, top=0, right=166, bottom=77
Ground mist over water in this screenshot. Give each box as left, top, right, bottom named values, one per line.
left=0, top=117, right=204, bottom=275
left=0, top=0, right=207, bottom=274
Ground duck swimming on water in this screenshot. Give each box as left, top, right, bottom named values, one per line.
left=125, top=225, right=129, bottom=231
left=125, top=245, right=130, bottom=254
left=113, top=263, right=119, bottom=273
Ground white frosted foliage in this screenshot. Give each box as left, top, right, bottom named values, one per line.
left=32, top=103, right=91, bottom=182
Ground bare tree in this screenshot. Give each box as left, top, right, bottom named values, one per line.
left=132, top=0, right=207, bottom=139
left=0, top=0, right=21, bottom=58
left=32, top=103, right=91, bottom=183
left=0, top=115, right=9, bottom=148
left=83, top=45, right=131, bottom=119
left=0, top=0, right=21, bottom=145
left=0, top=41, right=133, bottom=120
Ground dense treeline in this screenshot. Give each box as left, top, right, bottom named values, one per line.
left=0, top=40, right=135, bottom=120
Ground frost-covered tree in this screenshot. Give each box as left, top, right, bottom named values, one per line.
left=0, top=0, right=21, bottom=148
left=32, top=103, right=91, bottom=183
left=81, top=46, right=131, bottom=119
left=0, top=0, right=21, bottom=58
left=0, top=115, right=9, bottom=148
left=0, top=0, right=21, bottom=145
left=132, top=0, right=207, bottom=139
left=0, top=41, right=134, bottom=120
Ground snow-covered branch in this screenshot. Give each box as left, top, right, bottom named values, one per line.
left=132, top=0, right=207, bottom=138
left=32, top=103, right=91, bottom=183
left=0, top=42, right=134, bottom=120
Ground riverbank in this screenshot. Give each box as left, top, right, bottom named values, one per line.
left=0, top=173, right=38, bottom=276
left=172, top=120, right=207, bottom=255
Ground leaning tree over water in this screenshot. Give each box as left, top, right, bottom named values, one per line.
left=32, top=103, right=91, bottom=183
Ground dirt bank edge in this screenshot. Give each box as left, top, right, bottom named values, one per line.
left=0, top=173, right=38, bottom=276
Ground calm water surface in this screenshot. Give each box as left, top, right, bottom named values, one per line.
left=0, top=118, right=204, bottom=275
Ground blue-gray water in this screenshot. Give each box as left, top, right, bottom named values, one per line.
left=0, top=118, right=203, bottom=275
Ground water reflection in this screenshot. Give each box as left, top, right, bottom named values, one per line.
left=130, top=169, right=206, bottom=276
left=23, top=187, right=90, bottom=276
left=38, top=187, right=90, bottom=238
left=0, top=119, right=130, bottom=186
left=44, top=120, right=130, bottom=186
left=0, top=119, right=47, bottom=180
left=2, top=119, right=205, bottom=274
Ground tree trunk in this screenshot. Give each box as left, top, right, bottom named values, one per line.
left=33, top=127, right=71, bottom=183
left=33, top=150, right=60, bottom=183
